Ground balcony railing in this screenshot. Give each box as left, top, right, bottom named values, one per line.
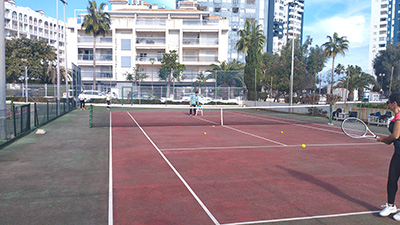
left=78, top=36, right=112, bottom=43
left=182, top=38, right=218, bottom=45
left=183, top=20, right=219, bottom=26
left=136, top=19, right=166, bottom=26
left=135, top=55, right=163, bottom=62
left=78, top=54, right=113, bottom=61
left=136, top=37, right=166, bottom=45
left=81, top=71, right=113, bottom=78
left=183, top=55, right=218, bottom=62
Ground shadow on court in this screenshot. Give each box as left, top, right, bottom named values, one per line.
left=0, top=109, right=109, bottom=224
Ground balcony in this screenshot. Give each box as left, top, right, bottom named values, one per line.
left=183, top=20, right=219, bottom=26
left=81, top=71, right=113, bottom=79
left=78, top=54, right=113, bottom=61
left=136, top=19, right=166, bottom=26
left=136, top=37, right=166, bottom=45
left=183, top=55, right=218, bottom=62
left=182, top=38, right=218, bottom=45
left=135, top=55, right=163, bottom=62
left=78, top=36, right=113, bottom=43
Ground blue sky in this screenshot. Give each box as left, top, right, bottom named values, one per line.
left=15, top=0, right=371, bottom=75
left=303, top=0, right=371, bottom=77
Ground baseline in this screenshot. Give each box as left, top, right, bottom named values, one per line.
left=160, top=142, right=381, bottom=152
left=126, top=112, right=220, bottom=225
left=221, top=210, right=380, bottom=225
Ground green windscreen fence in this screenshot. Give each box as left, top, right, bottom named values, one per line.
left=5, top=99, right=77, bottom=141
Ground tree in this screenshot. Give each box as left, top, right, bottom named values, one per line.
left=335, top=65, right=376, bottom=101
left=322, top=32, right=349, bottom=95
left=125, top=64, right=148, bottom=98
left=373, top=43, right=400, bottom=93
left=81, top=0, right=110, bottom=89
left=236, top=20, right=265, bottom=100
left=334, top=63, right=345, bottom=82
left=6, top=37, right=56, bottom=83
left=158, top=50, right=186, bottom=98
left=194, top=72, right=208, bottom=88
left=208, top=60, right=244, bottom=87
left=261, top=36, right=325, bottom=102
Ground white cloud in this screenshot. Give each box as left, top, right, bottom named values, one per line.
left=304, top=15, right=369, bottom=48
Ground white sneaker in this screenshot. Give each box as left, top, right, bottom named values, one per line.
left=394, top=212, right=400, bottom=221
left=380, top=204, right=397, bottom=216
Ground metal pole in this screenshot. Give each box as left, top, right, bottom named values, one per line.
left=63, top=1, right=68, bottom=110
left=56, top=0, right=60, bottom=115
left=290, top=34, right=294, bottom=108
left=389, top=66, right=394, bottom=96
left=25, top=66, right=28, bottom=103
left=0, top=0, right=6, bottom=139
left=254, top=68, right=257, bottom=106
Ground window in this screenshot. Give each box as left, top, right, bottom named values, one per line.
left=121, top=39, right=131, bottom=50
left=246, top=0, right=255, bottom=4
left=233, top=7, right=239, bottom=13
left=246, top=8, right=256, bottom=14
left=215, top=7, right=221, bottom=12
left=379, top=44, right=386, bottom=48
left=121, top=56, right=131, bottom=67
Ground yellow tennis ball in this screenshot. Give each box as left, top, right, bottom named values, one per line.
left=281, top=131, right=283, bottom=134
left=212, top=125, right=215, bottom=127
left=301, top=144, right=306, bottom=148
left=204, top=132, right=207, bottom=135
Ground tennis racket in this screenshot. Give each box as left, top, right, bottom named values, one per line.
left=341, top=117, right=377, bottom=139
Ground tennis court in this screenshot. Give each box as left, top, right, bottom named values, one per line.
left=102, top=105, right=396, bottom=224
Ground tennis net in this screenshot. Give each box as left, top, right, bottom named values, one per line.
left=89, top=104, right=331, bottom=128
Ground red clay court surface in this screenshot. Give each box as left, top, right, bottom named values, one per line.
left=110, top=110, right=393, bottom=224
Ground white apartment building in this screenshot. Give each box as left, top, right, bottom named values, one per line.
left=272, top=0, right=304, bottom=54
left=67, top=0, right=229, bottom=92
left=4, top=0, right=66, bottom=68
left=368, top=0, right=391, bottom=76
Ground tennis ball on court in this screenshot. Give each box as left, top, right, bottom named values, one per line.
left=301, top=144, right=306, bottom=148
left=212, top=125, right=215, bottom=127
left=204, top=132, right=207, bottom=135
left=281, top=131, right=283, bottom=134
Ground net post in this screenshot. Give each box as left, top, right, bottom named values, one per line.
left=89, top=104, right=93, bottom=128
left=220, top=108, right=224, bottom=125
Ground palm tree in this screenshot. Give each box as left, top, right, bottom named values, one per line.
left=334, top=63, right=345, bottom=83
left=208, top=60, right=244, bottom=87
left=81, top=1, right=110, bottom=89
left=335, top=65, right=376, bottom=101
left=322, top=32, right=349, bottom=95
left=236, top=20, right=265, bottom=100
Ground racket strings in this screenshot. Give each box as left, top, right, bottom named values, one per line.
left=342, top=119, right=368, bottom=137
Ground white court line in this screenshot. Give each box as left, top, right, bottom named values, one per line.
left=221, top=210, right=380, bottom=225
left=161, top=142, right=381, bottom=151
left=194, top=116, right=287, bottom=146
left=108, top=112, right=113, bottom=225
left=229, top=111, right=344, bottom=135
left=126, top=112, right=220, bottom=225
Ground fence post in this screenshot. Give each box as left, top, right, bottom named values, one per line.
left=34, top=102, right=37, bottom=127
left=12, top=101, right=16, bottom=137
left=46, top=101, right=49, bottom=121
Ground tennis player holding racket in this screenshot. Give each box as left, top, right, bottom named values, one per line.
left=378, top=93, right=400, bottom=220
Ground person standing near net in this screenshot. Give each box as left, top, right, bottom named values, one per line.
left=106, top=91, right=112, bottom=110
left=378, top=93, right=400, bottom=220
left=78, top=91, right=85, bottom=110
left=189, top=91, right=199, bottom=116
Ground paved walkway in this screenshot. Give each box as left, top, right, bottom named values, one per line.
left=0, top=109, right=109, bottom=225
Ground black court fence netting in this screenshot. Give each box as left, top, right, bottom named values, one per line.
left=89, top=104, right=331, bottom=128
left=5, top=99, right=77, bottom=140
